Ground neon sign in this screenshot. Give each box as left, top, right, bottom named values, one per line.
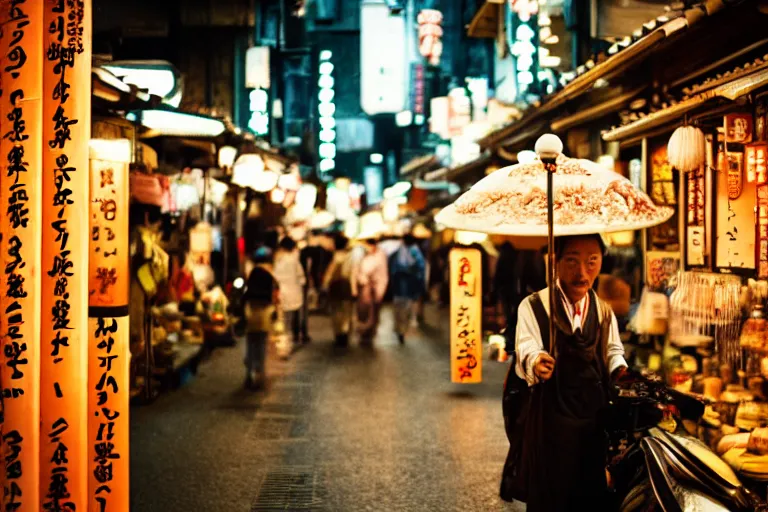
left=318, top=50, right=336, bottom=176
left=509, top=0, right=537, bottom=22
left=507, top=2, right=540, bottom=101
left=417, top=10, right=443, bottom=66
left=248, top=88, right=269, bottom=136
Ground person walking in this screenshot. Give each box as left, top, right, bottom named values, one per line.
left=356, top=236, right=389, bottom=345
left=502, top=234, right=628, bottom=510
left=273, top=236, right=306, bottom=350
left=242, top=247, right=279, bottom=390
left=389, top=234, right=426, bottom=344
left=299, top=234, right=333, bottom=343
left=322, top=234, right=358, bottom=346
left=493, top=241, right=521, bottom=334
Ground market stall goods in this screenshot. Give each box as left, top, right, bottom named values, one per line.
left=436, top=155, right=673, bottom=235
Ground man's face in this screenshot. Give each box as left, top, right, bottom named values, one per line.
left=556, top=238, right=602, bottom=301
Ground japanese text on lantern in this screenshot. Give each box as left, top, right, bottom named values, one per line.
left=449, top=248, right=482, bottom=383
left=90, top=316, right=125, bottom=512
left=2, top=0, right=45, bottom=510
left=88, top=140, right=130, bottom=512
left=89, top=155, right=128, bottom=307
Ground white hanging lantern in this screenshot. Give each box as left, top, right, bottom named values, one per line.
left=294, top=184, right=317, bottom=218
left=278, top=172, right=300, bottom=191
left=218, top=146, right=238, bottom=169
left=251, top=170, right=279, bottom=193
left=667, top=125, right=706, bottom=172
left=231, top=154, right=266, bottom=188
left=310, top=209, right=335, bottom=230
left=270, top=188, right=286, bottom=204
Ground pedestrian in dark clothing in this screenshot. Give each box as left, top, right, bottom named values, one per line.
left=243, top=247, right=279, bottom=390
left=493, top=242, right=522, bottom=334
left=389, top=234, right=426, bottom=344
left=299, top=239, right=333, bottom=342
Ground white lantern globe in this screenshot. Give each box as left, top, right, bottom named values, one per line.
left=668, top=125, right=706, bottom=172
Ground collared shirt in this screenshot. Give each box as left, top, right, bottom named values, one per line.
left=514, top=283, right=627, bottom=386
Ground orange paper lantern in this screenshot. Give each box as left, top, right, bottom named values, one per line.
left=88, top=139, right=131, bottom=512
left=40, top=1, right=92, bottom=509
left=449, top=247, right=483, bottom=383
left=0, top=2, right=44, bottom=509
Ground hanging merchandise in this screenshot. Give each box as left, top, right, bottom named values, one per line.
left=131, top=172, right=165, bottom=206
left=668, top=125, right=706, bottom=172
left=189, top=221, right=214, bottom=266
left=669, top=272, right=742, bottom=366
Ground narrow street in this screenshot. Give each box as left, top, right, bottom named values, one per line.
left=130, top=307, right=524, bottom=511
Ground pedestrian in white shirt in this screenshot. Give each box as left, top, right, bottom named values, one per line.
left=273, top=236, right=306, bottom=349
left=356, top=236, right=389, bottom=345
left=504, top=234, right=627, bottom=511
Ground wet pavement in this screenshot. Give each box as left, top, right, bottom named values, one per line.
left=130, top=306, right=525, bottom=512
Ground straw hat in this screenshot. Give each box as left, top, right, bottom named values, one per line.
left=412, top=223, right=432, bottom=239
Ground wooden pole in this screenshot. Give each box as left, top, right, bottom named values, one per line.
left=546, top=162, right=556, bottom=353
left=0, top=1, right=44, bottom=509
left=88, top=139, right=131, bottom=512
left=40, top=1, right=91, bottom=509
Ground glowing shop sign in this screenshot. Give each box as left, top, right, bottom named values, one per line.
left=318, top=50, right=336, bottom=176
left=249, top=88, right=269, bottom=136
left=509, top=0, right=538, bottom=22
left=417, top=9, right=443, bottom=66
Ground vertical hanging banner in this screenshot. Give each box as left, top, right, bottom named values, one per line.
left=449, top=247, right=483, bottom=383
left=88, top=139, right=131, bottom=512
left=41, top=0, right=91, bottom=510
left=0, top=1, right=45, bottom=510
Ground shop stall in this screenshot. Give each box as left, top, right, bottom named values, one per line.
left=600, top=46, right=768, bottom=489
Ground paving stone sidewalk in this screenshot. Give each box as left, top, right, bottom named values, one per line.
left=130, top=306, right=524, bottom=512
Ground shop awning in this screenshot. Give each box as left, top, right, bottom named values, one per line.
left=443, top=154, right=493, bottom=183
left=92, top=67, right=162, bottom=111
left=479, top=1, right=733, bottom=150
left=240, top=143, right=298, bottom=171
left=602, top=66, right=768, bottom=143
left=423, top=167, right=448, bottom=182
left=400, top=154, right=441, bottom=178
left=467, top=1, right=501, bottom=39
left=550, top=87, right=645, bottom=133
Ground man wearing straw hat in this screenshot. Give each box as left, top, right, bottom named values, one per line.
left=514, top=233, right=628, bottom=511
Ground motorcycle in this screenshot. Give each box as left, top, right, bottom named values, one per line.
left=606, top=372, right=768, bottom=511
